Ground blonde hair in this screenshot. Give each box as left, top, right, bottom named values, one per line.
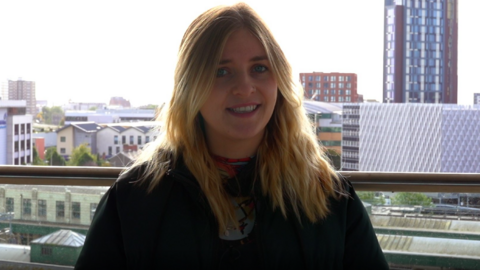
left=128, top=2, right=344, bottom=232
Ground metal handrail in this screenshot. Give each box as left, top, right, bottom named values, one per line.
left=1, top=166, right=480, bottom=192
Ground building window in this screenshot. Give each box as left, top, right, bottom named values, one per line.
left=330, top=83, right=336, bottom=88
left=6, top=198, right=14, bottom=212
left=138, top=136, right=142, bottom=145
left=41, top=246, right=52, bottom=256
left=324, top=90, right=329, bottom=95
left=116, top=146, right=120, bottom=154
left=308, top=76, right=313, bottom=81
left=146, top=136, right=150, bottom=143
left=346, top=90, right=352, bottom=95
left=347, top=83, right=351, bottom=88
left=60, top=148, right=66, bottom=154
left=316, top=82, right=321, bottom=88
left=130, top=136, right=134, bottom=145
left=339, top=90, right=344, bottom=95
left=60, top=136, right=66, bottom=142
left=339, top=83, right=344, bottom=88
left=323, top=96, right=328, bottom=102
left=346, top=76, right=351, bottom=82
left=323, top=76, right=329, bottom=82
left=339, top=96, right=344, bottom=102
left=38, top=200, right=47, bottom=218
left=56, top=201, right=65, bottom=218
left=323, top=83, right=329, bottom=88
left=339, top=76, right=344, bottom=81
left=72, top=202, right=81, bottom=219
left=315, top=76, right=321, bottom=81
left=331, top=96, right=336, bottom=102
left=114, top=135, right=118, bottom=145
left=122, top=135, right=126, bottom=144
left=108, top=146, right=112, bottom=156
left=331, top=90, right=336, bottom=95
left=23, top=199, right=32, bottom=216
left=346, top=96, right=351, bottom=102
left=330, top=76, right=336, bottom=81
left=90, top=203, right=98, bottom=221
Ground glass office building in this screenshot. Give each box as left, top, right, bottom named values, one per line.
left=383, top=0, right=458, bottom=103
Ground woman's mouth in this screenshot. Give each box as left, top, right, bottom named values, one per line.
left=228, top=105, right=258, bottom=113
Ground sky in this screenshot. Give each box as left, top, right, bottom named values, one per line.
left=0, top=0, right=478, bottom=107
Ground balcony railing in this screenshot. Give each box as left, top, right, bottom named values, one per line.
left=1, top=165, right=480, bottom=270
left=2, top=165, right=480, bottom=192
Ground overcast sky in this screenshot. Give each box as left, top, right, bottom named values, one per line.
left=0, top=0, right=478, bottom=107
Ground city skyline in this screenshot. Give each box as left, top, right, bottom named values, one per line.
left=0, top=0, right=479, bottom=107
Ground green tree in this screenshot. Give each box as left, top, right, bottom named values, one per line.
left=88, top=106, right=97, bottom=111
left=45, top=147, right=66, bottom=166
left=68, top=144, right=97, bottom=166
left=357, top=192, right=386, bottom=205
left=42, top=106, right=64, bottom=125
left=392, top=192, right=433, bottom=207
left=32, top=147, right=45, bottom=165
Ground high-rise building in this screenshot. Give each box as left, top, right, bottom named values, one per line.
left=299, top=72, right=359, bottom=103
left=383, top=0, right=458, bottom=104
left=8, top=79, right=37, bottom=115
left=474, top=93, right=480, bottom=105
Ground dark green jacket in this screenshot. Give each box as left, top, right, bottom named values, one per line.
left=75, top=161, right=389, bottom=270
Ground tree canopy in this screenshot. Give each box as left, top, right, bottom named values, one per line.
left=392, top=192, right=433, bottom=207
left=68, top=144, right=97, bottom=166
left=357, top=191, right=386, bottom=205
left=45, top=147, right=66, bottom=166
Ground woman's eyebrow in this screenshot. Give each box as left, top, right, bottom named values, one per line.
left=218, top=55, right=268, bottom=65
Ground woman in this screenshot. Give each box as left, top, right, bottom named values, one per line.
left=75, top=3, right=388, bottom=269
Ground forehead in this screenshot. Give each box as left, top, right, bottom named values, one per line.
left=220, top=29, right=267, bottom=59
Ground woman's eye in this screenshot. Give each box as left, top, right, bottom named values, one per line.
left=216, top=68, right=228, bottom=77
left=253, top=65, right=267, bottom=73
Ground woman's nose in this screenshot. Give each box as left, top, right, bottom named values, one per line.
left=232, top=72, right=255, bottom=96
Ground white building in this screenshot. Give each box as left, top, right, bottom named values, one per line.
left=65, top=108, right=156, bottom=125
left=96, top=124, right=157, bottom=159
left=0, top=101, right=33, bottom=165
left=342, top=103, right=480, bottom=173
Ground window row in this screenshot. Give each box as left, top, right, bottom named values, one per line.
left=6, top=198, right=98, bottom=221
left=114, top=135, right=155, bottom=145
left=304, top=75, right=352, bottom=82
left=305, top=83, right=353, bottom=89
left=13, top=123, right=31, bottom=135
left=312, top=96, right=352, bottom=102
left=309, top=89, right=353, bottom=95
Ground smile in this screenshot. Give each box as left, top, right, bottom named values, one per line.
left=229, top=105, right=258, bottom=113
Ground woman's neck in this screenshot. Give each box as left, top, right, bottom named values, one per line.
left=206, top=135, right=261, bottom=159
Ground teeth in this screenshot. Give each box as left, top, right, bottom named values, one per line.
left=231, top=105, right=257, bottom=113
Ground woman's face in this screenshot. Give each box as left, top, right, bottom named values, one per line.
left=199, top=28, right=278, bottom=158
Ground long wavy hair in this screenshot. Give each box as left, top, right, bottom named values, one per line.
left=128, top=2, right=344, bottom=232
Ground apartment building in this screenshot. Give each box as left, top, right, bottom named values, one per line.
left=56, top=122, right=102, bottom=158
left=299, top=72, right=359, bottom=103
left=8, top=79, right=36, bottom=115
